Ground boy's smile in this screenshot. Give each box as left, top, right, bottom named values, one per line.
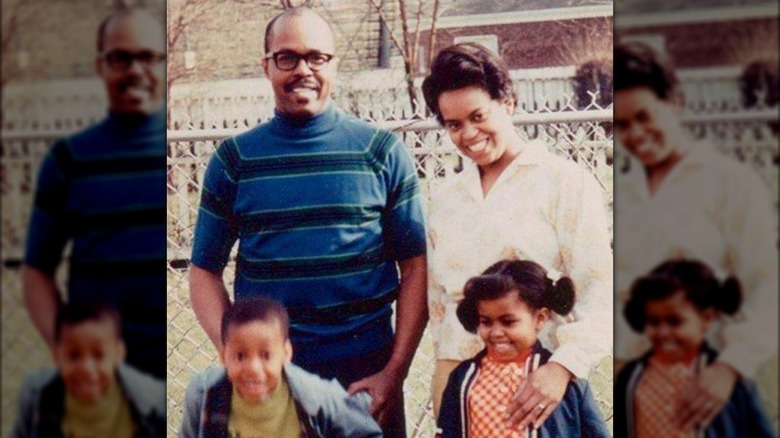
left=54, top=318, right=125, bottom=403
left=221, top=319, right=293, bottom=403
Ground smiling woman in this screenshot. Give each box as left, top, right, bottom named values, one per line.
left=613, top=41, right=779, bottom=437
left=421, top=43, right=613, bottom=433
left=437, top=86, right=518, bottom=194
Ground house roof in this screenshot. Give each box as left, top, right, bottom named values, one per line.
left=426, top=1, right=611, bottom=29
left=614, top=0, right=778, bottom=28
left=615, top=0, right=776, bottom=14
left=440, top=0, right=609, bottom=17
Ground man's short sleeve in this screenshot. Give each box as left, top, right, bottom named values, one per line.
left=23, top=140, right=72, bottom=274
left=190, top=140, right=240, bottom=272
left=381, top=132, right=426, bottom=261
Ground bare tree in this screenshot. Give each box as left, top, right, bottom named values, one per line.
left=555, top=16, right=613, bottom=67
left=279, top=0, right=313, bottom=7
left=1, top=0, right=50, bottom=127
left=167, top=0, right=216, bottom=122
left=167, top=0, right=289, bottom=125
left=1, top=0, right=39, bottom=93
left=366, top=0, right=440, bottom=115
left=555, top=16, right=613, bottom=110
left=722, top=19, right=778, bottom=66
left=229, top=0, right=309, bottom=7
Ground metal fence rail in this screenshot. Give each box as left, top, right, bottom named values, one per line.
left=3, top=106, right=779, bottom=437
left=165, top=104, right=616, bottom=437
left=163, top=106, right=779, bottom=436
left=2, top=75, right=778, bottom=436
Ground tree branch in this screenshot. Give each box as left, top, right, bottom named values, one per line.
left=409, top=0, right=425, bottom=72
left=366, top=0, right=406, bottom=55
left=426, top=0, right=439, bottom=66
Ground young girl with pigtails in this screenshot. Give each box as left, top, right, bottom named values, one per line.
left=436, top=259, right=610, bottom=437
left=615, top=259, right=775, bottom=438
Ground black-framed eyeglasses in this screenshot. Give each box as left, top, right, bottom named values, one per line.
left=266, top=51, right=334, bottom=71
left=102, top=50, right=166, bottom=72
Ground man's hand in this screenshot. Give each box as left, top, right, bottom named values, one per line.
left=677, top=362, right=737, bottom=431
left=507, top=362, right=573, bottom=430
left=346, top=255, right=424, bottom=431
left=22, top=265, right=62, bottom=351
left=347, top=365, right=404, bottom=426
left=189, top=265, right=231, bottom=351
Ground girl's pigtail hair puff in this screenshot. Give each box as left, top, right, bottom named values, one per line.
left=716, top=276, right=743, bottom=316
left=545, top=276, right=576, bottom=316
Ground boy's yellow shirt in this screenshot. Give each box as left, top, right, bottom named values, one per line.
left=228, top=376, right=303, bottom=438
left=61, top=379, right=134, bottom=438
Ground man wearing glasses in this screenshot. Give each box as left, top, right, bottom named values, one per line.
left=189, top=7, right=427, bottom=437
left=22, top=7, right=167, bottom=379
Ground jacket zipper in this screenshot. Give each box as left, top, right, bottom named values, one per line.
left=460, top=363, right=477, bottom=438
left=625, top=362, right=644, bottom=438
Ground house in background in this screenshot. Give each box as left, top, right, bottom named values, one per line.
left=615, top=0, right=777, bottom=67
left=164, top=1, right=613, bottom=82
left=409, top=0, right=614, bottom=112
left=615, top=0, right=778, bottom=111
left=2, top=0, right=165, bottom=84
left=415, top=0, right=612, bottom=72
left=163, top=0, right=616, bottom=124
left=614, top=0, right=778, bottom=206
left=1, top=0, right=617, bottom=127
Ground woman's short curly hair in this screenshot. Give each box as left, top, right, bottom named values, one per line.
left=614, top=41, right=680, bottom=101
left=422, top=43, right=516, bottom=124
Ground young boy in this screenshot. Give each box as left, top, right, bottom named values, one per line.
left=12, top=301, right=166, bottom=438
left=179, top=296, right=383, bottom=438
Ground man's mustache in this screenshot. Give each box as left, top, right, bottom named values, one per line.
left=284, top=79, right=321, bottom=93
left=117, top=79, right=151, bottom=92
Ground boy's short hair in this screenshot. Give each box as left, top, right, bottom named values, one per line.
left=54, top=301, right=122, bottom=342
left=220, top=296, right=290, bottom=345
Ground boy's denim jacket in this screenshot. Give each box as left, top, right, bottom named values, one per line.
left=179, top=363, right=383, bottom=438
left=437, top=341, right=611, bottom=438
left=11, top=364, right=166, bottom=438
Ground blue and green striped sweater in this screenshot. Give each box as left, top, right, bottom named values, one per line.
left=24, top=110, right=167, bottom=378
left=192, top=105, right=426, bottom=366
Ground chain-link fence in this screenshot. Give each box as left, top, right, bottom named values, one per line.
left=164, top=101, right=779, bottom=437
left=165, top=102, right=616, bottom=437
left=2, top=68, right=778, bottom=436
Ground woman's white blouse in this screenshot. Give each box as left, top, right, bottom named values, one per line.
left=614, top=143, right=778, bottom=378
left=427, top=140, right=613, bottom=378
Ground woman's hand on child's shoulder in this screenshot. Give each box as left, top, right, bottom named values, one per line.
left=506, top=362, right=573, bottom=431
left=677, top=362, right=738, bottom=431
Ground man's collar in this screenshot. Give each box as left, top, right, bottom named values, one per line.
left=273, top=101, right=336, bottom=125
left=271, top=102, right=338, bottom=137
left=106, top=108, right=166, bottom=132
